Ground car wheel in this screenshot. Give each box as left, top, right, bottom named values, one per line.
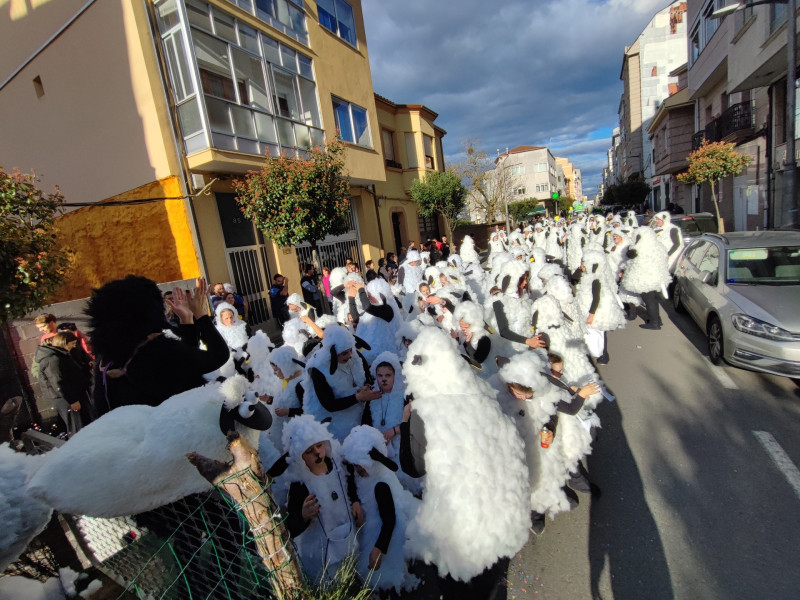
left=672, top=281, right=685, bottom=313
left=708, top=316, right=724, bottom=365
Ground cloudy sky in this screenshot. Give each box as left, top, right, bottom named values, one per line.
left=362, top=0, right=672, bottom=197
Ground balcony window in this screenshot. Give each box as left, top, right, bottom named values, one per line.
left=318, top=0, right=357, bottom=47
left=770, top=3, right=788, bottom=33
left=332, top=97, right=370, bottom=147
left=405, top=133, right=419, bottom=168
left=513, top=186, right=526, bottom=196
left=382, top=129, right=396, bottom=162
left=155, top=0, right=322, bottom=156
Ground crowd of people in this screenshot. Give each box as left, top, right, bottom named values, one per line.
left=43, top=210, right=683, bottom=597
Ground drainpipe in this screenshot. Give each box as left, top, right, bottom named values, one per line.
left=368, top=184, right=386, bottom=254
left=143, top=0, right=209, bottom=282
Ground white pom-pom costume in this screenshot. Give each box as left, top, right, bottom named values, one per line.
left=341, top=426, right=420, bottom=592
left=576, top=249, right=625, bottom=332
left=401, top=328, right=530, bottom=582
left=621, top=227, right=672, bottom=294
left=356, top=279, right=403, bottom=365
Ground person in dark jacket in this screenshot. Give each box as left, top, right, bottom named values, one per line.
left=35, top=332, right=91, bottom=433
left=87, top=276, right=229, bottom=416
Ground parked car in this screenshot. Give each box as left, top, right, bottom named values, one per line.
left=672, top=212, right=719, bottom=237
left=672, top=231, right=800, bottom=377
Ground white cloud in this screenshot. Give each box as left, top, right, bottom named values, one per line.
left=362, top=0, right=671, bottom=195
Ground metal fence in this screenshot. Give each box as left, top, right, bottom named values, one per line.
left=3, top=431, right=295, bottom=600
left=226, top=246, right=273, bottom=327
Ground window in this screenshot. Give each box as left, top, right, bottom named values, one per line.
left=513, top=186, right=526, bottom=196
left=405, top=133, right=418, bottom=168
left=332, top=97, right=370, bottom=146
left=703, top=3, right=719, bottom=44
left=423, top=134, right=434, bottom=169
left=382, top=129, right=400, bottom=167
left=534, top=162, right=548, bottom=173
left=770, top=2, right=788, bottom=33
left=507, top=164, right=525, bottom=176
left=318, top=0, right=357, bottom=47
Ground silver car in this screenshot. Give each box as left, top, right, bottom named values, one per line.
left=672, top=231, right=800, bottom=378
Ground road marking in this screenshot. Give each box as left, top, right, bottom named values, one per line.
left=702, top=357, right=738, bottom=389
left=753, top=431, right=800, bottom=501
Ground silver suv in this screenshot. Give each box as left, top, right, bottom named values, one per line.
left=672, top=231, right=800, bottom=377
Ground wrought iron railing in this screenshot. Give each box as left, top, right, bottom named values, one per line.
left=692, top=101, right=754, bottom=150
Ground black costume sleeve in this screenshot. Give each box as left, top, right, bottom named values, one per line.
left=545, top=413, right=560, bottom=435
left=266, top=452, right=289, bottom=478
left=464, top=336, right=491, bottom=364
left=286, top=481, right=312, bottom=537
left=195, top=315, right=232, bottom=372
left=570, top=268, right=583, bottom=284
left=374, top=482, right=396, bottom=554
left=310, top=367, right=357, bottom=411
left=358, top=289, right=394, bottom=322
left=589, top=279, right=601, bottom=314
left=669, top=227, right=681, bottom=256
left=399, top=413, right=426, bottom=478
left=556, top=392, right=585, bottom=416
left=397, top=266, right=405, bottom=286
left=493, top=300, right=528, bottom=344
left=331, top=284, right=346, bottom=304
left=347, top=295, right=361, bottom=325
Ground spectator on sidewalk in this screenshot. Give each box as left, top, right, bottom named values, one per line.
left=300, top=264, right=322, bottom=312
left=270, top=274, right=290, bottom=326
left=34, top=313, right=58, bottom=343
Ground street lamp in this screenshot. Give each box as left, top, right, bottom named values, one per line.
left=712, top=0, right=797, bottom=228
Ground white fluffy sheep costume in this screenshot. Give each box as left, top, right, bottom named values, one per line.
left=341, top=426, right=420, bottom=592
left=301, top=326, right=367, bottom=442
left=566, top=221, right=585, bottom=272
left=452, top=300, right=513, bottom=379
left=622, top=226, right=673, bottom=295
left=401, top=328, right=530, bottom=581
left=356, top=278, right=403, bottom=365
left=576, top=248, right=626, bottom=332
left=25, top=377, right=260, bottom=518
left=652, top=211, right=684, bottom=271
left=497, top=352, right=595, bottom=518
left=280, top=416, right=356, bottom=585
left=484, top=259, right=533, bottom=352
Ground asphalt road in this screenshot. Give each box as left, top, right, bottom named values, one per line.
left=405, top=299, right=800, bottom=600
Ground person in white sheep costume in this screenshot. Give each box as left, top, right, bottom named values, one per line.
left=544, top=223, right=565, bottom=263
left=621, top=226, right=672, bottom=330
left=394, top=320, right=424, bottom=362
left=485, top=259, right=544, bottom=353
left=399, top=328, right=530, bottom=582
left=366, top=352, right=406, bottom=446
left=452, top=300, right=512, bottom=378
left=532, top=222, right=547, bottom=249
left=459, top=235, right=481, bottom=266
left=531, top=294, right=597, bottom=387
left=327, top=266, right=350, bottom=316
left=488, top=230, right=507, bottom=254
left=302, top=325, right=379, bottom=441
left=214, top=301, right=249, bottom=352
left=576, top=248, right=625, bottom=363
left=257, top=345, right=308, bottom=471
left=496, top=352, right=599, bottom=534
left=544, top=274, right=585, bottom=340
left=651, top=210, right=684, bottom=273
left=341, top=425, right=420, bottom=593
left=351, top=278, right=403, bottom=365
left=247, top=329, right=282, bottom=398
left=566, top=221, right=586, bottom=273
left=281, top=415, right=360, bottom=585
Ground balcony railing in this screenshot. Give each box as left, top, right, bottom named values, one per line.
left=692, top=101, right=754, bottom=150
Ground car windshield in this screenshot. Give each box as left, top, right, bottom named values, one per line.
left=726, top=246, right=800, bottom=285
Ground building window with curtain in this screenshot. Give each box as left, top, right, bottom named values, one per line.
left=332, top=96, right=371, bottom=147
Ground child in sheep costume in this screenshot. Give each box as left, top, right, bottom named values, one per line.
left=488, top=231, right=507, bottom=254
left=394, top=320, right=424, bottom=362
left=258, top=345, right=307, bottom=471
left=532, top=223, right=547, bottom=249
left=566, top=221, right=586, bottom=273
left=353, top=278, right=403, bottom=365
left=341, top=426, right=420, bottom=593
left=400, top=328, right=530, bottom=582
left=214, top=302, right=249, bottom=355
left=485, top=260, right=536, bottom=353
left=621, top=227, right=672, bottom=330
left=544, top=275, right=585, bottom=341
left=497, top=353, right=597, bottom=529
left=281, top=416, right=358, bottom=585
left=452, top=300, right=512, bottom=378
left=576, top=248, right=625, bottom=333
left=651, top=211, right=684, bottom=273
left=544, top=223, right=565, bottom=263
left=301, top=326, right=373, bottom=441
left=247, top=330, right=282, bottom=398
left=281, top=317, right=315, bottom=357
left=328, top=266, right=349, bottom=316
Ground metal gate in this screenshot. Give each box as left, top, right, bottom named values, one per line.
left=225, top=245, right=272, bottom=327
left=295, top=199, right=363, bottom=270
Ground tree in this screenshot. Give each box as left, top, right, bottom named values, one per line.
left=602, top=179, right=651, bottom=207
left=452, top=139, right=516, bottom=223
left=553, top=195, right=575, bottom=214
left=233, top=141, right=351, bottom=269
left=507, top=198, right=541, bottom=224
left=409, top=169, right=466, bottom=237
left=0, top=167, right=72, bottom=323
left=677, top=140, right=750, bottom=233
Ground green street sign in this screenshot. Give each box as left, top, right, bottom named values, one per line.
left=573, top=202, right=585, bottom=211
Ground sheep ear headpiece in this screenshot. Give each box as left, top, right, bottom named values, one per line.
left=342, top=425, right=398, bottom=471
left=219, top=377, right=272, bottom=434
left=323, top=325, right=356, bottom=375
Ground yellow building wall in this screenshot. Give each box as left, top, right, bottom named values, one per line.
left=52, top=177, right=200, bottom=301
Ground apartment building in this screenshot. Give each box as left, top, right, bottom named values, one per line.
left=555, top=157, right=583, bottom=201
left=0, top=0, right=446, bottom=422
left=618, top=2, right=688, bottom=208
